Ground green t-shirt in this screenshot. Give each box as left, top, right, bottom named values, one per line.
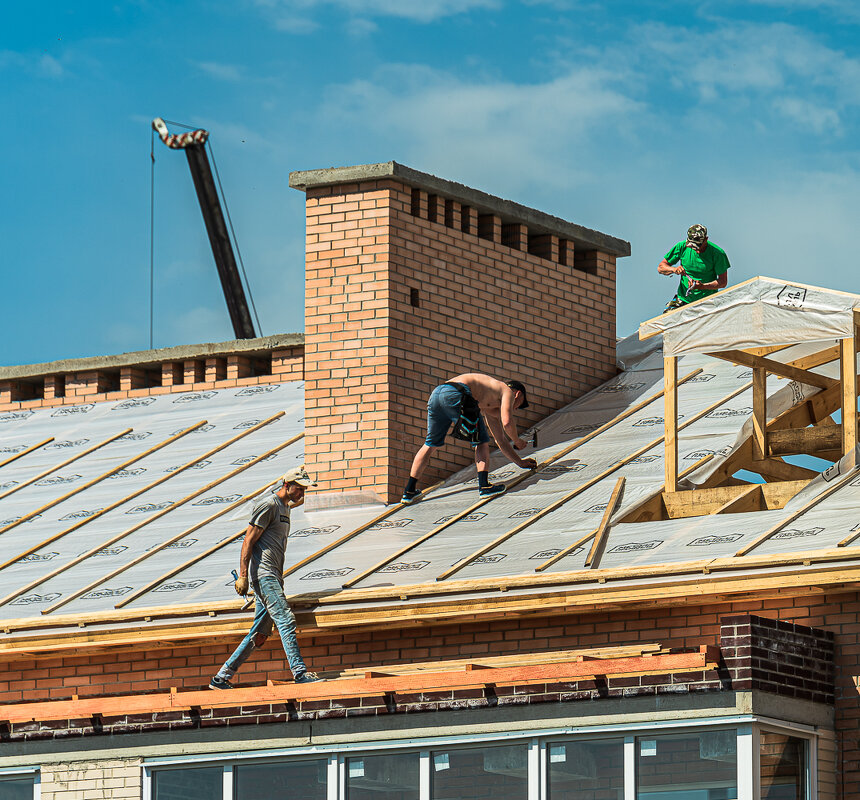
left=664, top=241, right=730, bottom=304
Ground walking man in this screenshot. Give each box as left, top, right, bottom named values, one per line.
left=401, top=374, right=537, bottom=504
left=210, top=465, right=323, bottom=688
left=657, top=224, right=730, bottom=312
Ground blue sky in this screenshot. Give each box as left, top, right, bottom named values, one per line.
left=3, top=0, right=859, bottom=366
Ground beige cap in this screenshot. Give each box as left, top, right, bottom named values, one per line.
left=281, top=464, right=317, bottom=487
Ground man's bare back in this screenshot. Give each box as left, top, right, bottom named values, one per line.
left=449, top=373, right=510, bottom=417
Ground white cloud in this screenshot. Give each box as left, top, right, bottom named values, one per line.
left=199, top=61, right=243, bottom=82
left=274, top=16, right=320, bottom=33
left=258, top=0, right=499, bottom=24
left=317, top=63, right=642, bottom=189
left=38, top=54, right=64, bottom=78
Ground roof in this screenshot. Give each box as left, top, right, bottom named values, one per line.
left=288, top=161, right=632, bottom=257
left=1, top=301, right=860, bottom=655
left=639, top=276, right=860, bottom=356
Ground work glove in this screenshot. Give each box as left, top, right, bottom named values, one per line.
left=234, top=575, right=249, bottom=596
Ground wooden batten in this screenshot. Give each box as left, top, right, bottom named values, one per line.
left=664, top=355, right=678, bottom=493
left=842, top=333, right=858, bottom=456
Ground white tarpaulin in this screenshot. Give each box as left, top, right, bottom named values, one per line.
left=638, top=276, right=860, bottom=357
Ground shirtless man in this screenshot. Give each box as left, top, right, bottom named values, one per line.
left=401, top=373, right=537, bottom=504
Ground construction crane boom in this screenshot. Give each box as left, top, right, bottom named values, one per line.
left=152, top=118, right=257, bottom=340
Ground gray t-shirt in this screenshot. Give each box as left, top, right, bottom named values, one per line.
left=248, top=493, right=291, bottom=586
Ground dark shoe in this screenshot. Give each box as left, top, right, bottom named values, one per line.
left=209, top=675, right=234, bottom=690
left=295, top=671, right=325, bottom=684
left=478, top=483, right=507, bottom=499
left=400, top=489, right=421, bottom=504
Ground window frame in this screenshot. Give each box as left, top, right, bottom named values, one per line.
left=142, top=716, right=818, bottom=800
left=0, top=766, right=40, bottom=799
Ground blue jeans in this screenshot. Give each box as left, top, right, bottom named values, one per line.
left=425, top=383, right=489, bottom=447
left=218, top=575, right=307, bottom=679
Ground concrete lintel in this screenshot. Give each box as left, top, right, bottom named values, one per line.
left=0, top=334, right=304, bottom=382
left=289, top=161, right=631, bottom=258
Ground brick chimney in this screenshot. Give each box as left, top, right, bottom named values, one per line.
left=290, top=162, right=629, bottom=506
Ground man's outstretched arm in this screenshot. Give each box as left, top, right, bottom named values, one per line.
left=485, top=414, right=536, bottom=470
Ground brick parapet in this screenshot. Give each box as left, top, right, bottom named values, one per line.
left=0, top=345, right=303, bottom=412
left=720, top=613, right=835, bottom=704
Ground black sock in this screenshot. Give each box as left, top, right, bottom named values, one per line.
left=478, top=470, right=489, bottom=488
left=405, top=476, right=418, bottom=493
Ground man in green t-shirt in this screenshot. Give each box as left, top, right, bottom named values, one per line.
left=657, top=224, right=730, bottom=312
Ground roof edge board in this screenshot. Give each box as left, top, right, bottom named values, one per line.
left=289, top=161, right=631, bottom=257
left=4, top=544, right=860, bottom=638
left=0, top=561, right=857, bottom=659
left=0, top=333, right=304, bottom=380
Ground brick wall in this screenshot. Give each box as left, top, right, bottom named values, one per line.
left=303, top=178, right=619, bottom=503
left=0, top=596, right=852, bottom=790
left=0, top=345, right=304, bottom=412
left=40, top=758, right=141, bottom=800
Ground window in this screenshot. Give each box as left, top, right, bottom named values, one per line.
left=153, top=766, right=223, bottom=800
left=760, top=732, right=807, bottom=800
left=547, top=738, right=624, bottom=800
left=431, top=743, right=528, bottom=800
left=347, top=752, right=419, bottom=799
left=145, top=722, right=816, bottom=800
left=0, top=775, right=36, bottom=800
left=637, top=732, right=738, bottom=800
left=236, top=759, right=327, bottom=799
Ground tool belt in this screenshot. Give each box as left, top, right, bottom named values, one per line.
left=444, top=382, right=483, bottom=443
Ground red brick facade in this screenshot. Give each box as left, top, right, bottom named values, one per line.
left=302, top=177, right=620, bottom=503
left=0, top=595, right=854, bottom=793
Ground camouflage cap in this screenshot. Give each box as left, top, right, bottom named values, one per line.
left=686, top=224, right=708, bottom=244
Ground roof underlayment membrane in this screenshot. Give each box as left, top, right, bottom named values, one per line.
left=1, top=277, right=859, bottom=633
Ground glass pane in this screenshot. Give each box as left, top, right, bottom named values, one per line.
left=636, top=731, right=738, bottom=800
left=153, top=767, right=223, bottom=800
left=347, top=752, right=419, bottom=800
left=237, top=759, right=327, bottom=799
left=0, top=777, right=35, bottom=800
left=547, top=739, right=624, bottom=800
left=431, top=744, right=528, bottom=800
left=761, top=732, right=806, bottom=800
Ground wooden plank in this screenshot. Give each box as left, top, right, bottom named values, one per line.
left=751, top=458, right=819, bottom=482
left=0, top=413, right=282, bottom=576
left=0, top=429, right=132, bottom=501
left=786, top=344, right=841, bottom=371
left=584, top=477, right=625, bottom=569
left=0, top=421, right=207, bottom=540
left=663, top=480, right=808, bottom=519
left=743, top=344, right=795, bottom=358
left=338, top=371, right=703, bottom=591
left=735, top=465, right=860, bottom=556
left=616, top=454, right=715, bottom=523
left=5, top=548, right=860, bottom=649
left=766, top=427, right=842, bottom=457
left=664, top=355, right=678, bottom=493
left=0, top=651, right=714, bottom=724
left=752, top=366, right=767, bottom=461
left=714, top=484, right=762, bottom=515
left=708, top=350, right=836, bottom=390
left=842, top=334, right=858, bottom=456
left=437, top=477, right=626, bottom=583
left=0, top=437, right=54, bottom=470
left=40, top=431, right=303, bottom=615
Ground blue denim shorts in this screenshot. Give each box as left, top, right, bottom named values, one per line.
left=425, top=383, right=489, bottom=447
